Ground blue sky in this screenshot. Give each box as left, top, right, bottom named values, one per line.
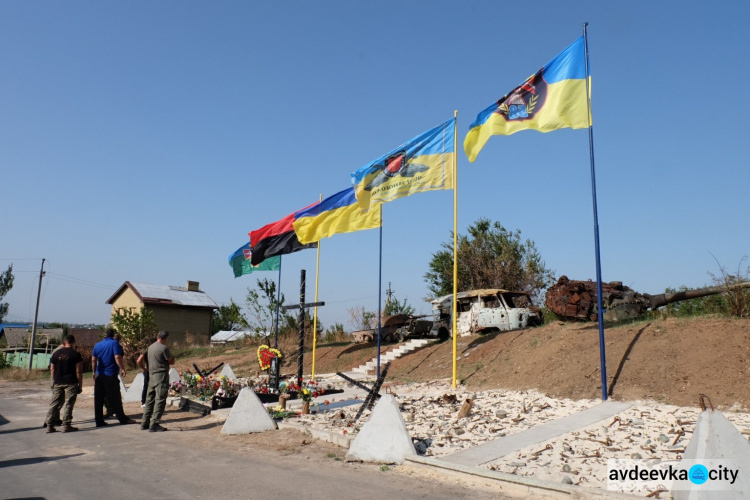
left=3, top=1, right=749, bottom=328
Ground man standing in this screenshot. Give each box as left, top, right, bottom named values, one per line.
left=141, top=330, right=175, bottom=432
left=91, top=324, right=136, bottom=427
left=136, top=337, right=156, bottom=407
left=46, top=335, right=83, bottom=433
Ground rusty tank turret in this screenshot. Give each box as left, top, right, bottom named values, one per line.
left=545, top=275, right=750, bottom=322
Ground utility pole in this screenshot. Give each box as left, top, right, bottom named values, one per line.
left=27, top=258, right=46, bottom=371
left=385, top=282, right=394, bottom=305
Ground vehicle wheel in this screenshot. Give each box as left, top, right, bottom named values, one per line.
left=397, top=330, right=408, bottom=343
left=438, top=327, right=449, bottom=341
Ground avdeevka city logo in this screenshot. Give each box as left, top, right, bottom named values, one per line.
left=495, top=69, right=548, bottom=122
left=690, top=464, right=709, bottom=485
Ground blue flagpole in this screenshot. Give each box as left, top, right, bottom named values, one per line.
left=584, top=23, right=608, bottom=401
left=376, top=205, right=383, bottom=378
left=274, top=255, right=282, bottom=348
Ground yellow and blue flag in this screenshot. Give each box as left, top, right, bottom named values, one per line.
left=351, top=118, right=455, bottom=211
left=463, top=36, right=590, bottom=162
left=292, top=187, right=380, bottom=245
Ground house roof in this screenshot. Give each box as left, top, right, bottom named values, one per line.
left=106, top=281, right=219, bottom=310
left=1, top=327, right=62, bottom=348
left=68, top=328, right=103, bottom=347
left=210, top=330, right=265, bottom=343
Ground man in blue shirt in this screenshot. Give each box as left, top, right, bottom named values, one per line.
left=91, top=324, right=136, bottom=427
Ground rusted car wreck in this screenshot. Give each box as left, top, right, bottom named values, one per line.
left=430, top=288, right=544, bottom=338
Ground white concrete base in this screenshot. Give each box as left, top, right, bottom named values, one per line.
left=118, top=375, right=127, bottom=398
left=219, top=364, right=236, bottom=379
left=169, top=368, right=181, bottom=385
left=123, top=372, right=144, bottom=402
left=673, top=410, right=750, bottom=499
left=346, top=394, right=416, bottom=464
left=220, top=388, right=277, bottom=435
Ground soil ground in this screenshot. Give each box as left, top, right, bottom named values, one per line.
left=169, top=315, right=750, bottom=410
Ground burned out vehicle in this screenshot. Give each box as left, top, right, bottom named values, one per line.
left=430, top=288, right=544, bottom=338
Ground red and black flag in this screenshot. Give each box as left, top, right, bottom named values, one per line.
left=249, top=204, right=318, bottom=266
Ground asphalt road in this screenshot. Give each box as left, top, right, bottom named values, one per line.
left=0, top=394, right=498, bottom=500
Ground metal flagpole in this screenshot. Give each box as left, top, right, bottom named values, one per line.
left=311, top=194, right=322, bottom=380
left=376, top=205, right=383, bottom=378
left=274, top=256, right=282, bottom=348
left=452, top=111, right=459, bottom=388
left=583, top=23, right=608, bottom=401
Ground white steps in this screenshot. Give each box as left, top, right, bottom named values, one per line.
left=351, top=338, right=438, bottom=375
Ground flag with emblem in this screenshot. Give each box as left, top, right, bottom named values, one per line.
left=351, top=118, right=455, bottom=211
left=463, top=36, right=590, bottom=162
left=228, top=242, right=280, bottom=278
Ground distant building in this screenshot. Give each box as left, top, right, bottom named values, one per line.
left=68, top=328, right=102, bottom=348
left=106, top=281, right=219, bottom=343
left=0, top=326, right=62, bottom=351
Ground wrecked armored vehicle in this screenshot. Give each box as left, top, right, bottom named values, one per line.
left=545, top=275, right=750, bottom=322
left=430, top=289, right=544, bottom=338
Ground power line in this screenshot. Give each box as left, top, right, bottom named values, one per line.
left=46, top=273, right=115, bottom=290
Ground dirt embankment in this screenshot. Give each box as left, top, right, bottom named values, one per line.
left=172, top=316, right=750, bottom=410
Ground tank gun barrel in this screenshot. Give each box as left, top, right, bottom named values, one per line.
left=646, top=281, right=750, bottom=309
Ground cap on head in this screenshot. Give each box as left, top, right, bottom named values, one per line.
left=157, top=330, right=169, bottom=340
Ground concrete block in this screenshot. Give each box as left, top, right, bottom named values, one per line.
left=346, top=394, right=416, bottom=464
left=220, top=387, right=277, bottom=435
left=123, top=372, right=144, bottom=403
left=673, top=410, right=750, bottom=498
left=219, top=364, right=236, bottom=379
left=169, top=368, right=181, bottom=385
left=118, top=375, right=127, bottom=398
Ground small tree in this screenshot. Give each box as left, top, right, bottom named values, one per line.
left=246, top=278, right=286, bottom=335
left=212, top=298, right=249, bottom=333
left=347, top=306, right=375, bottom=331
left=110, top=307, right=159, bottom=366
left=0, top=264, right=14, bottom=324
left=709, top=256, right=750, bottom=318
left=383, top=295, right=415, bottom=317
left=424, top=218, right=554, bottom=301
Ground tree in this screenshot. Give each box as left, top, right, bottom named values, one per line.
left=212, top=298, right=249, bottom=333
left=383, top=295, right=415, bottom=317
left=424, top=218, right=554, bottom=301
left=347, top=306, right=375, bottom=331
left=246, top=278, right=287, bottom=335
left=0, top=264, right=14, bottom=324
left=110, top=307, right=159, bottom=366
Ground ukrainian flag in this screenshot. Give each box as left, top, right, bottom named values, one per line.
left=351, top=118, right=455, bottom=211
left=292, top=187, right=380, bottom=245
left=464, top=36, right=590, bottom=163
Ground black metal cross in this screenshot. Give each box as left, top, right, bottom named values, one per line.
left=281, top=269, right=325, bottom=390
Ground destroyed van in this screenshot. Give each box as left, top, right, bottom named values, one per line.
left=430, top=289, right=543, bottom=338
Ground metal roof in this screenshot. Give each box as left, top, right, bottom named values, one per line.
left=210, top=330, right=265, bottom=343
left=107, top=282, right=218, bottom=309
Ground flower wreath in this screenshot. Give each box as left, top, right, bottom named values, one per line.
left=257, top=344, right=283, bottom=371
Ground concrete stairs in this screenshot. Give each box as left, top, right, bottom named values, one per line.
left=350, top=338, right=438, bottom=375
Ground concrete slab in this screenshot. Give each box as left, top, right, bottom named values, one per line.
left=673, top=409, right=750, bottom=498
left=118, top=375, right=127, bottom=398
left=219, top=364, right=236, bottom=379
left=123, top=372, right=144, bottom=403
left=169, top=368, right=181, bottom=385
left=346, top=394, right=416, bottom=464
left=221, top=387, right=277, bottom=435
left=441, top=400, right=632, bottom=467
